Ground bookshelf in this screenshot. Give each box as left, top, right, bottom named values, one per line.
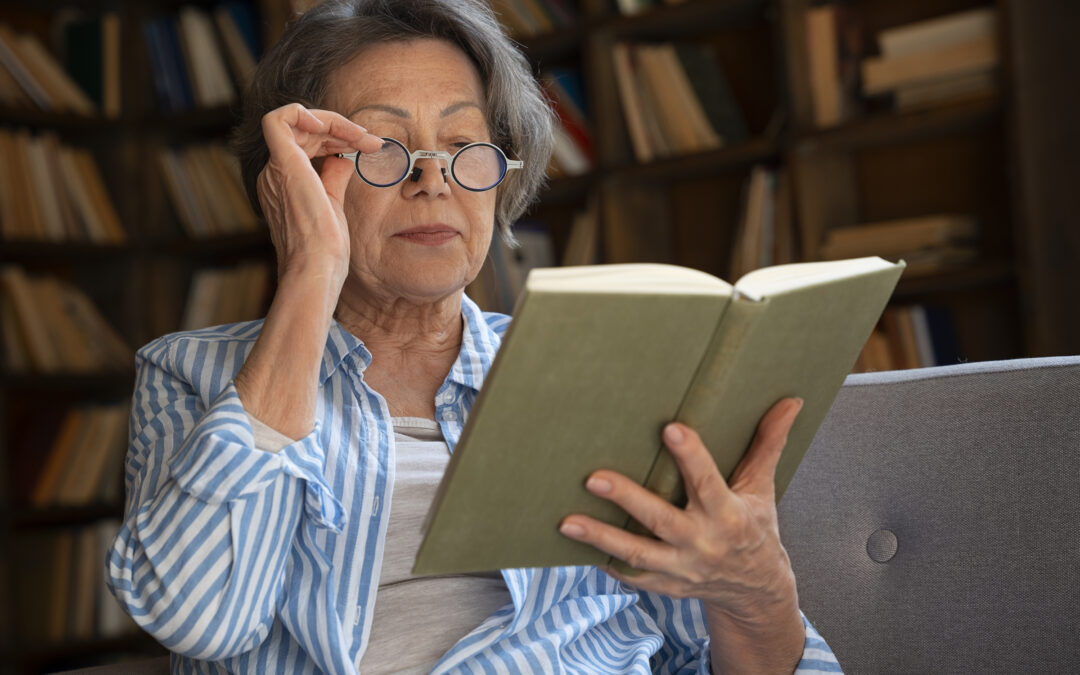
left=0, top=0, right=1077, bottom=671
left=0, top=0, right=277, bottom=672
left=490, top=0, right=1077, bottom=368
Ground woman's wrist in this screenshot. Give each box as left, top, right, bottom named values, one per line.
left=235, top=265, right=341, bottom=439
left=703, top=569, right=804, bottom=675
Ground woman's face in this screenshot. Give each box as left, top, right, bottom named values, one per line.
left=324, top=38, right=497, bottom=305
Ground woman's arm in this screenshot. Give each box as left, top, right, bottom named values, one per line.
left=107, top=105, right=381, bottom=660
left=106, top=337, right=321, bottom=660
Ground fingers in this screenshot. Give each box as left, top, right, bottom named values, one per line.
left=262, top=103, right=382, bottom=162
left=578, top=470, right=695, bottom=545
left=662, top=423, right=731, bottom=510
left=729, top=397, right=803, bottom=496
left=559, top=514, right=682, bottom=574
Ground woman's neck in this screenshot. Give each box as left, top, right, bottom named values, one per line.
left=334, top=285, right=465, bottom=418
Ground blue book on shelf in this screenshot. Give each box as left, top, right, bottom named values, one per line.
left=221, top=0, right=262, bottom=60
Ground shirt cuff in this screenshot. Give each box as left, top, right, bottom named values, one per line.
left=693, top=611, right=841, bottom=674
left=167, top=382, right=346, bottom=531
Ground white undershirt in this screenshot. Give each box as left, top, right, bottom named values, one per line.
left=246, top=414, right=511, bottom=673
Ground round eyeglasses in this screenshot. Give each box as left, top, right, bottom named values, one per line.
left=337, top=137, right=523, bottom=192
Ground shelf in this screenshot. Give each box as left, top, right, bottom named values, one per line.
left=792, top=97, right=1003, bottom=153
left=7, top=632, right=166, bottom=668
left=146, top=232, right=272, bottom=258
left=0, top=241, right=134, bottom=263
left=894, top=261, right=1016, bottom=298
left=0, top=371, right=135, bottom=394
left=604, top=0, right=768, bottom=38
left=10, top=502, right=124, bottom=529
left=0, top=108, right=132, bottom=132
left=607, top=135, right=781, bottom=183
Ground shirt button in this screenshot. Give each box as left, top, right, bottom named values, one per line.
left=444, top=411, right=458, bottom=422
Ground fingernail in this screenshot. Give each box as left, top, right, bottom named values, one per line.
left=586, top=476, right=612, bottom=494
left=793, top=397, right=805, bottom=412
left=664, top=423, right=684, bottom=445
left=560, top=521, right=585, bottom=538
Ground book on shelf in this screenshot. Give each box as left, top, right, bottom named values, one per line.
left=561, top=198, right=600, bottom=268
left=14, top=520, right=139, bottom=644
left=413, top=256, right=904, bottom=574
left=804, top=4, right=866, bottom=128
left=541, top=69, right=594, bottom=176
left=488, top=0, right=574, bottom=37
left=819, top=213, right=979, bottom=260
left=862, top=7, right=999, bottom=104
left=854, top=304, right=961, bottom=372
left=0, top=23, right=95, bottom=114
left=876, top=7, right=997, bottom=59
left=611, top=41, right=741, bottom=161
left=31, top=401, right=129, bottom=507
left=0, top=266, right=132, bottom=373
left=181, top=262, right=272, bottom=331
left=143, top=3, right=257, bottom=113
left=158, top=142, right=259, bottom=238
left=729, top=166, right=797, bottom=280
left=672, top=42, right=749, bottom=146
left=57, top=9, right=122, bottom=118
left=0, top=127, right=126, bottom=243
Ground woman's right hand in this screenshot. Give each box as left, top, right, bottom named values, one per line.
left=234, top=105, right=382, bottom=440
left=256, top=103, right=383, bottom=293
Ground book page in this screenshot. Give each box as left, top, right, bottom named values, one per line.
left=527, top=263, right=732, bottom=295
left=734, top=256, right=897, bottom=301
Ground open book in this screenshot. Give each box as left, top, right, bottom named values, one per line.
left=414, top=257, right=904, bottom=575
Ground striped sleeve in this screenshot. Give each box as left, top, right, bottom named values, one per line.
left=105, top=334, right=344, bottom=661
left=635, top=589, right=841, bottom=674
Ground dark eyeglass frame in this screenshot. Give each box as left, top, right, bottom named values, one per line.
left=337, top=137, right=523, bottom=192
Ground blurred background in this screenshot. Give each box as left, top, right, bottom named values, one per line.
left=0, top=0, right=1076, bottom=672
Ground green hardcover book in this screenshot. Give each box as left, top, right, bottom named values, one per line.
left=413, top=257, right=904, bottom=575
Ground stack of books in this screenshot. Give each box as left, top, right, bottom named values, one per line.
left=180, top=262, right=272, bottom=331
left=541, top=68, right=593, bottom=178
left=729, top=166, right=796, bottom=280
left=862, top=7, right=999, bottom=111
left=611, top=41, right=748, bottom=163
left=819, top=213, right=980, bottom=277
left=29, top=402, right=129, bottom=508
left=142, top=1, right=260, bottom=112
left=0, top=21, right=103, bottom=115
left=157, top=142, right=259, bottom=238
left=855, top=304, right=961, bottom=372
left=0, top=266, right=132, bottom=374
left=487, top=0, right=577, bottom=37
left=14, top=519, right=137, bottom=644
left=0, top=128, right=126, bottom=244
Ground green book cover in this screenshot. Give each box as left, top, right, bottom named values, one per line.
left=414, top=258, right=904, bottom=575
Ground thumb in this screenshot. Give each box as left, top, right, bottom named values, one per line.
left=730, top=397, right=803, bottom=496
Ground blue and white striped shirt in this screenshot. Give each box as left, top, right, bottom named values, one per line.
left=106, top=294, right=841, bottom=674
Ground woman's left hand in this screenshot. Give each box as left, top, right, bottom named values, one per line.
left=558, top=397, right=806, bottom=671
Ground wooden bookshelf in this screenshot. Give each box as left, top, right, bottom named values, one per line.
left=0, top=1, right=276, bottom=672
left=506, top=0, right=1077, bottom=364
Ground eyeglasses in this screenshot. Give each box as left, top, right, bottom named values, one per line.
left=337, top=137, right=523, bottom=192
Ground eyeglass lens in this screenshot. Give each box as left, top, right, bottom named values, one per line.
left=354, top=140, right=507, bottom=191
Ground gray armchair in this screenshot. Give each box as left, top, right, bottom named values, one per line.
left=779, top=356, right=1080, bottom=673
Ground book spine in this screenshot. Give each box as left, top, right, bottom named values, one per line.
left=608, top=298, right=762, bottom=573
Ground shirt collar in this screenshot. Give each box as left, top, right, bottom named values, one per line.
left=318, top=294, right=503, bottom=389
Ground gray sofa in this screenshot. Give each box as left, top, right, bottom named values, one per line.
left=66, top=356, right=1080, bottom=674
left=779, top=355, right=1080, bottom=673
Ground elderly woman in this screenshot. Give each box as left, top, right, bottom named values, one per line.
left=107, top=1, right=839, bottom=673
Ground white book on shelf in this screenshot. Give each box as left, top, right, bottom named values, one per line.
left=878, top=7, right=996, bottom=58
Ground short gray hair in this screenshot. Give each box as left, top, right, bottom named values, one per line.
left=231, top=0, right=555, bottom=241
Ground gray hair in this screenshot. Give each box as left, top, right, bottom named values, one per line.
left=231, top=0, right=555, bottom=242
